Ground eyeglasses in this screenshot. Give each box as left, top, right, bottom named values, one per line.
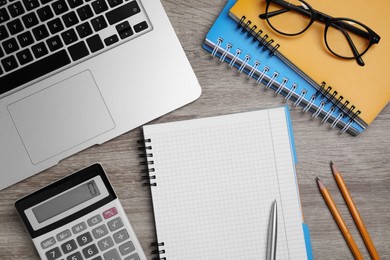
left=259, top=0, right=381, bottom=66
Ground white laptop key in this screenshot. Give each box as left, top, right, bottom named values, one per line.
left=0, top=0, right=201, bottom=190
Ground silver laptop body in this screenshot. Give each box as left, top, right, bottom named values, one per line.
left=0, top=0, right=201, bottom=190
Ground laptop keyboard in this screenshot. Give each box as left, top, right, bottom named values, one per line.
left=0, top=0, right=152, bottom=96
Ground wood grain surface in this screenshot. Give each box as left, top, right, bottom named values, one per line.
left=0, top=0, right=389, bottom=259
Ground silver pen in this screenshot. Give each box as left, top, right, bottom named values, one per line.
left=266, top=200, right=278, bottom=260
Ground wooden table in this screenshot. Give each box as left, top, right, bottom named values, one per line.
left=1, top=0, right=389, bottom=259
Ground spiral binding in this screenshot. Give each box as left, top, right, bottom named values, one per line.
left=237, top=16, right=280, bottom=55
left=137, top=138, right=156, bottom=186
left=208, top=37, right=362, bottom=135
left=151, top=242, right=166, bottom=260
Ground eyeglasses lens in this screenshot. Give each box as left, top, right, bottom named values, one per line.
left=326, top=20, right=371, bottom=58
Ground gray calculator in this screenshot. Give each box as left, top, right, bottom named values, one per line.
left=15, top=163, right=146, bottom=260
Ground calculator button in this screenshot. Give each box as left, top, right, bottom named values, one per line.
left=87, top=214, right=102, bottom=227
left=118, top=241, right=135, bottom=256
left=41, top=236, right=56, bottom=249
left=112, top=229, right=129, bottom=244
left=46, top=247, right=62, bottom=260
left=103, top=248, right=121, bottom=260
left=91, top=256, right=102, bottom=260
left=57, top=229, right=72, bottom=242
left=124, top=253, right=140, bottom=260
left=66, top=251, right=83, bottom=260
left=77, top=232, right=93, bottom=247
left=91, top=224, right=108, bottom=239
left=82, top=244, right=99, bottom=258
left=102, top=207, right=117, bottom=219
left=72, top=222, right=87, bottom=234
left=98, top=236, right=114, bottom=251
left=61, top=239, right=77, bottom=254
left=107, top=217, right=123, bottom=232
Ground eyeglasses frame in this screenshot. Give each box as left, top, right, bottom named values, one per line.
left=259, top=0, right=381, bottom=66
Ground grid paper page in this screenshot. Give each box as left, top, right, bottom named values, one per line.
left=143, top=107, right=307, bottom=259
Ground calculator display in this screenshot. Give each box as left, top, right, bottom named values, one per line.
left=32, top=180, right=101, bottom=223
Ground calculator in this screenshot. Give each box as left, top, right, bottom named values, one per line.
left=15, top=163, right=146, bottom=260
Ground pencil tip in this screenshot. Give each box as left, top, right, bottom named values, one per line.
left=330, top=162, right=339, bottom=176
left=315, top=176, right=320, bottom=182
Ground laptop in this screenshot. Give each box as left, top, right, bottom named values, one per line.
left=0, top=0, right=201, bottom=190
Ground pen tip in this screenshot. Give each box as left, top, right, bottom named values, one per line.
left=315, top=176, right=320, bottom=182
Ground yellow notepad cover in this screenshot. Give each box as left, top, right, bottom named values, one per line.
left=230, top=0, right=390, bottom=125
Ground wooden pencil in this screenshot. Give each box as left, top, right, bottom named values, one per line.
left=331, top=162, right=380, bottom=260
left=316, top=177, right=363, bottom=260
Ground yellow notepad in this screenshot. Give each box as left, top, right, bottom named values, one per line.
left=229, top=0, right=390, bottom=126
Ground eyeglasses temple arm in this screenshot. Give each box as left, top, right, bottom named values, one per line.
left=335, top=24, right=365, bottom=66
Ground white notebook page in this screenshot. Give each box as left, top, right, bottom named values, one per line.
left=143, top=107, right=308, bottom=259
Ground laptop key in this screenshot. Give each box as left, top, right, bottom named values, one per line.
left=0, top=49, right=71, bottom=95
left=133, top=21, right=148, bottom=33
left=106, top=1, right=140, bottom=25
left=104, top=34, right=118, bottom=46
left=0, top=25, right=9, bottom=41
left=1, top=55, right=18, bottom=72
left=68, top=41, right=89, bottom=61
left=86, top=34, right=103, bottom=53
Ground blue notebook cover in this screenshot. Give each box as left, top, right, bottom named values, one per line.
left=284, top=105, right=314, bottom=260
left=202, top=0, right=364, bottom=136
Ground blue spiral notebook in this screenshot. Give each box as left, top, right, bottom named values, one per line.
left=141, top=106, right=312, bottom=259
left=202, top=0, right=364, bottom=136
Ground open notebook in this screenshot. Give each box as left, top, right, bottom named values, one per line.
left=139, top=107, right=313, bottom=259
left=229, top=0, right=390, bottom=128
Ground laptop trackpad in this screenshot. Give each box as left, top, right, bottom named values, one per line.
left=8, top=70, right=115, bottom=164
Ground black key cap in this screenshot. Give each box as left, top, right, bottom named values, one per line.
left=22, top=0, right=40, bottom=11
left=0, top=49, right=71, bottom=95
left=2, top=38, right=19, bottom=54
left=0, top=24, right=9, bottom=41
left=0, top=0, right=6, bottom=7
left=16, top=48, right=33, bottom=65
left=31, top=41, right=48, bottom=58
left=134, top=21, right=148, bottom=33
left=1, top=55, right=18, bottom=71
left=41, top=0, right=55, bottom=4
left=86, top=34, right=103, bottom=53
left=0, top=46, right=4, bottom=57
left=61, top=28, right=77, bottom=45
left=7, top=19, right=24, bottom=35
left=8, top=2, right=25, bottom=18
left=116, top=21, right=133, bottom=39
left=0, top=7, right=10, bottom=23
left=90, top=15, right=107, bottom=32
left=76, top=22, right=92, bottom=38
left=106, top=1, right=140, bottom=25
left=52, top=0, right=68, bottom=15
left=22, top=12, right=39, bottom=28
left=66, top=0, right=83, bottom=8
left=17, top=31, right=34, bottom=47
left=0, top=66, right=3, bottom=75
left=62, top=11, right=78, bottom=27
left=37, top=5, right=54, bottom=22
left=46, top=35, right=63, bottom=51
left=32, top=24, right=49, bottom=41
left=47, top=17, right=64, bottom=34
left=77, top=5, right=93, bottom=21
left=68, top=40, right=89, bottom=61
left=104, top=34, right=118, bottom=46
left=82, top=244, right=99, bottom=258
left=61, top=239, right=77, bottom=254
left=66, top=252, right=82, bottom=260
left=107, top=0, right=122, bottom=8
left=92, top=0, right=108, bottom=15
